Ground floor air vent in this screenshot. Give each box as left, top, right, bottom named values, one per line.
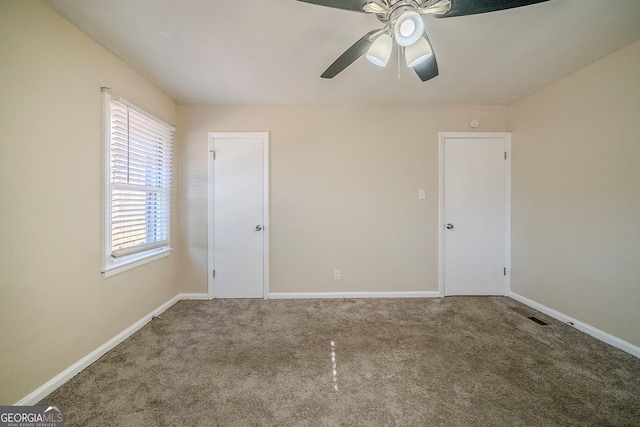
left=527, top=316, right=549, bottom=325
left=509, top=307, right=549, bottom=325
left=509, top=307, right=532, bottom=317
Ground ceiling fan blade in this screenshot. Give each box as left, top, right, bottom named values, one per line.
left=296, top=0, right=370, bottom=13
left=436, top=0, right=548, bottom=18
left=321, top=29, right=381, bottom=79
left=413, top=33, right=439, bottom=82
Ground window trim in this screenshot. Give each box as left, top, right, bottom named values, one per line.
left=102, top=92, right=174, bottom=278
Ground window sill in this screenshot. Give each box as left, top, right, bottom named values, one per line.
left=102, top=247, right=172, bottom=279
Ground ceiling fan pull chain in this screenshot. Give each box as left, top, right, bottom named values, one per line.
left=398, top=46, right=401, bottom=79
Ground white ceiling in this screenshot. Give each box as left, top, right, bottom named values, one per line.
left=43, top=0, right=640, bottom=105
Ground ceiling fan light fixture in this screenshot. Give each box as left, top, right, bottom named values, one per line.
left=366, top=34, right=393, bottom=67
left=405, top=36, right=432, bottom=68
left=394, top=11, right=424, bottom=47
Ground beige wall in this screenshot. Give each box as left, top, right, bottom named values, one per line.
left=179, top=105, right=509, bottom=294
left=4, top=0, right=637, bottom=407
left=0, top=1, right=179, bottom=404
left=510, top=41, right=640, bottom=347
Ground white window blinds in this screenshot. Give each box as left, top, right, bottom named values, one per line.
left=108, top=99, right=173, bottom=260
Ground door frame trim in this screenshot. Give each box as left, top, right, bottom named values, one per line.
left=207, top=132, right=270, bottom=299
left=438, top=132, right=511, bottom=297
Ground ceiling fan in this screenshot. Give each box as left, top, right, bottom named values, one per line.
left=296, top=0, right=549, bottom=82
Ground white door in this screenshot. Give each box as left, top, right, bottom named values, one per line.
left=209, top=132, right=269, bottom=299
left=441, top=133, right=510, bottom=296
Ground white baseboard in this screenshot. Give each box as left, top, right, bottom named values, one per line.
left=179, top=292, right=211, bottom=300
left=508, top=291, right=640, bottom=359
left=15, top=292, right=208, bottom=405
left=268, top=291, right=442, bottom=299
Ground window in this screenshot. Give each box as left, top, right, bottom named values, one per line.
left=103, top=95, right=174, bottom=277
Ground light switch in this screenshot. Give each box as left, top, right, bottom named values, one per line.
left=418, top=189, right=426, bottom=200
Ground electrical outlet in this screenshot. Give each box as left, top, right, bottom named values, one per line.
left=333, top=269, right=341, bottom=280
left=418, top=189, right=426, bottom=200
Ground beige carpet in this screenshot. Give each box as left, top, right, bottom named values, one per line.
left=39, top=297, right=640, bottom=426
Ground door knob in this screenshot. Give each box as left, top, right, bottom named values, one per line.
left=446, top=223, right=454, bottom=230
left=255, top=225, right=263, bottom=231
